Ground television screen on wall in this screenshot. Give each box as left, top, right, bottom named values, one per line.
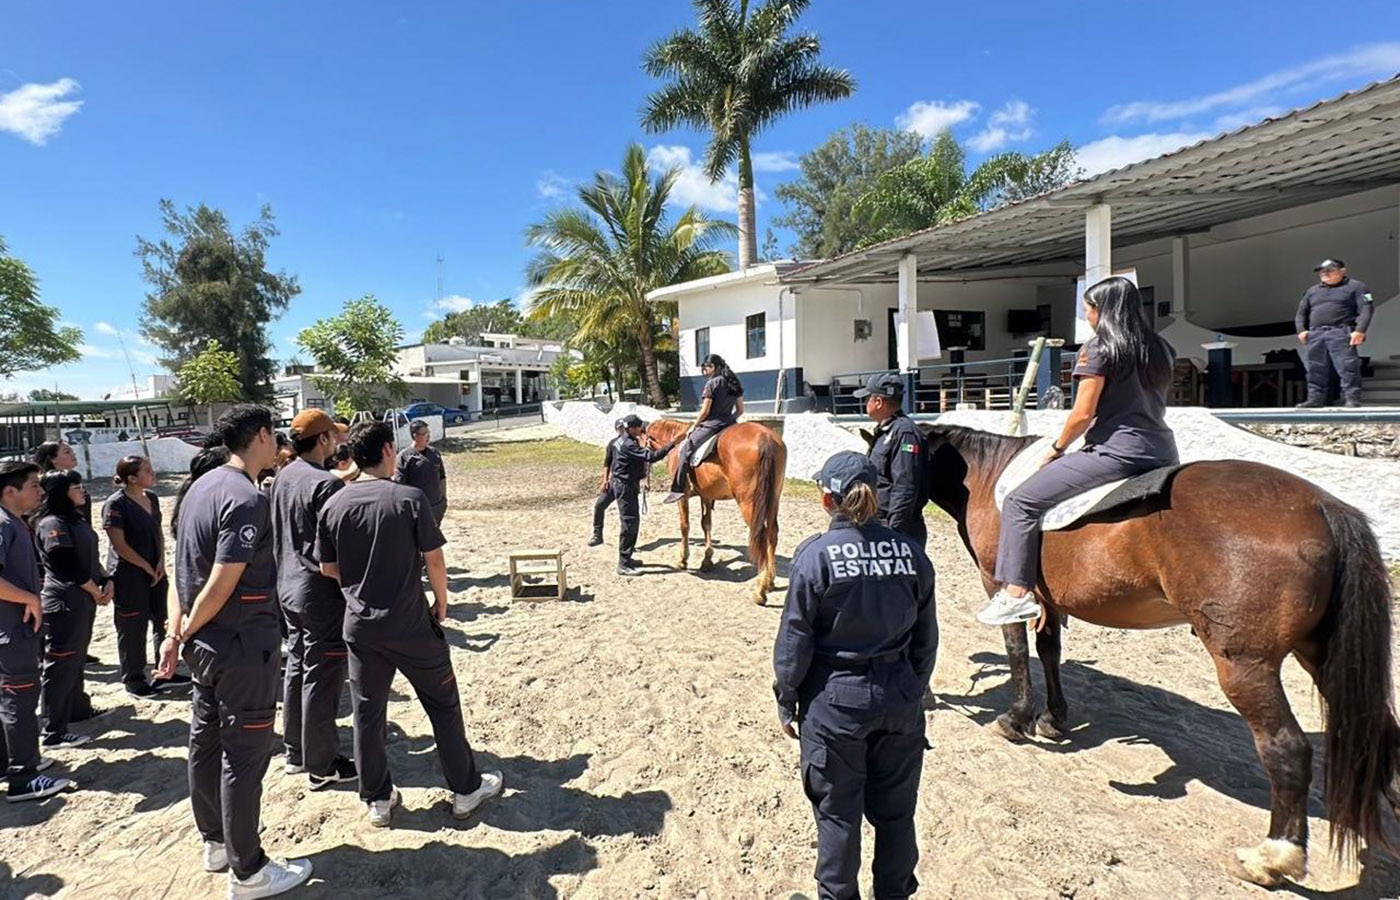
left=935, top=310, right=985, bottom=351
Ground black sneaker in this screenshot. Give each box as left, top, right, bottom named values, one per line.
left=617, top=563, right=642, bottom=577
left=1294, top=399, right=1326, bottom=409
left=308, top=756, right=358, bottom=791
left=71, top=706, right=110, bottom=723
left=84, top=654, right=100, bottom=665
left=6, top=773, right=74, bottom=803
left=1344, top=399, right=1363, bottom=409
left=41, top=732, right=91, bottom=750
left=151, top=672, right=192, bottom=689
left=125, top=682, right=163, bottom=699
left=587, top=534, right=603, bottom=547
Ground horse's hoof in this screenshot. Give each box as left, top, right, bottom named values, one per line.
left=1035, top=714, right=1067, bottom=741
left=989, top=714, right=1031, bottom=743
left=1230, top=840, right=1306, bottom=887
left=699, top=557, right=715, bottom=572
left=676, top=558, right=688, bottom=571
left=752, top=593, right=767, bottom=607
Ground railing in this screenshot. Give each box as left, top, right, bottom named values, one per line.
left=830, top=353, right=1073, bottom=416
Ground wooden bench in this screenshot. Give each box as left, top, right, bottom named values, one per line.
left=508, top=548, right=567, bottom=601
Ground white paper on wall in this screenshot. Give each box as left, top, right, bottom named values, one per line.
left=893, top=310, right=943, bottom=364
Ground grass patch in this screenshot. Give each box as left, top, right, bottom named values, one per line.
left=444, top=436, right=602, bottom=471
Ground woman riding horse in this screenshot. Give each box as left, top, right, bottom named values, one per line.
left=664, top=353, right=744, bottom=504
left=979, top=276, right=1181, bottom=626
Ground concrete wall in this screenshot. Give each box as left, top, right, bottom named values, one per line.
left=75, top=437, right=200, bottom=481
left=677, top=279, right=797, bottom=381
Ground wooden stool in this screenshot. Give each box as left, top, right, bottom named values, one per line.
left=508, top=548, right=567, bottom=601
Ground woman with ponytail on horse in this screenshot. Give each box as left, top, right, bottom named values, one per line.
left=663, top=353, right=744, bottom=504
left=978, top=276, right=1179, bottom=626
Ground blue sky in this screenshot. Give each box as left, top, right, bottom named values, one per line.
left=3, top=1, right=1398, bottom=398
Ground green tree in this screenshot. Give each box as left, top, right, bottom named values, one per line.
left=0, top=236, right=83, bottom=378
left=137, top=200, right=299, bottom=402
left=29, top=389, right=79, bottom=402
left=422, top=298, right=524, bottom=345
left=525, top=144, right=733, bottom=407
left=773, top=123, right=924, bottom=259
left=176, top=339, right=242, bottom=425
left=297, top=295, right=407, bottom=418
left=641, top=0, right=855, bottom=269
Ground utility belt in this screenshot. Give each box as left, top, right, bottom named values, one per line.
left=816, top=648, right=905, bottom=672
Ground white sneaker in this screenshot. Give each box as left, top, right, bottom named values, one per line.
left=204, top=841, right=228, bottom=873
left=976, top=588, right=1042, bottom=626
left=283, top=761, right=305, bottom=776
left=227, top=857, right=312, bottom=899
left=368, top=787, right=401, bottom=828
left=452, top=771, right=504, bottom=820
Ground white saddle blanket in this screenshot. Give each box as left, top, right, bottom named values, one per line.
left=689, top=432, right=721, bottom=468
left=993, top=437, right=1130, bottom=531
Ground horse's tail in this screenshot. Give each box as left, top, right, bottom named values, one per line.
left=747, top=429, right=786, bottom=572
left=1316, top=499, right=1400, bottom=859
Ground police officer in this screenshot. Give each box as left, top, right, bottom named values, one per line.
left=774, top=451, right=937, bottom=900
left=1295, top=258, right=1375, bottom=409
left=610, top=414, right=677, bottom=576
left=588, top=419, right=626, bottom=547
left=156, top=404, right=312, bottom=897
left=395, top=419, right=448, bottom=525
left=855, top=372, right=928, bottom=547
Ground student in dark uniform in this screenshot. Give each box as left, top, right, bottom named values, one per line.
left=317, top=420, right=503, bottom=827
left=1295, top=258, right=1376, bottom=409
left=855, top=373, right=929, bottom=547
left=774, top=451, right=937, bottom=900
left=155, top=405, right=312, bottom=897
left=103, top=455, right=182, bottom=697
left=664, top=354, right=745, bottom=503
left=270, top=409, right=356, bottom=790
left=588, top=418, right=627, bottom=547
left=35, top=469, right=110, bottom=750
left=395, top=420, right=448, bottom=525
left=1, top=460, right=75, bottom=802
left=610, top=414, right=677, bottom=576
left=979, top=276, right=1179, bottom=626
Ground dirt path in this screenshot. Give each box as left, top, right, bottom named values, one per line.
left=3, top=433, right=1397, bottom=898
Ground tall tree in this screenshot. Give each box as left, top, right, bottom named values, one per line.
left=773, top=123, right=924, bottom=259
left=175, top=339, right=242, bottom=426
left=0, top=236, right=83, bottom=379
left=422, top=299, right=524, bottom=345
left=28, top=389, right=79, bottom=402
left=524, top=144, right=734, bottom=407
left=642, top=0, right=854, bottom=269
left=297, top=295, right=407, bottom=418
left=137, top=200, right=299, bottom=402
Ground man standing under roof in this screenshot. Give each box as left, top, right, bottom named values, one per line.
left=1295, top=258, right=1374, bottom=409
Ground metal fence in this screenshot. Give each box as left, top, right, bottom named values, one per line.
left=830, top=354, right=1073, bottom=416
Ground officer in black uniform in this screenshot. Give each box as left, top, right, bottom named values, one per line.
left=1295, top=258, right=1375, bottom=409
left=855, top=372, right=928, bottom=547
left=774, top=451, right=937, bottom=900
left=588, top=419, right=626, bottom=547
left=609, top=414, right=676, bottom=576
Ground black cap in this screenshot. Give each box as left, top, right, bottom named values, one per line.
left=1314, top=258, right=1345, bottom=271
left=812, top=451, right=878, bottom=500
left=613, top=418, right=626, bottom=431
left=621, top=414, right=645, bottom=429
left=852, top=372, right=904, bottom=399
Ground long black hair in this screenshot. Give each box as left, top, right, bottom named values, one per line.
left=171, top=445, right=231, bottom=538
left=33, top=469, right=84, bottom=522
left=1083, top=276, right=1174, bottom=391
left=33, top=441, right=69, bottom=473
left=703, top=353, right=744, bottom=396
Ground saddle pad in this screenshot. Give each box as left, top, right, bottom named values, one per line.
left=689, top=433, right=721, bottom=468
left=994, top=438, right=1184, bottom=531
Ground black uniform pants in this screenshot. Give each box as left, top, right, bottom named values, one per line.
left=282, top=604, right=349, bottom=776
left=613, top=479, right=640, bottom=565
left=348, top=619, right=480, bottom=803
left=184, top=627, right=280, bottom=881
left=886, top=515, right=927, bottom=550
left=592, top=484, right=617, bottom=536
left=799, top=673, right=927, bottom=900
left=1303, top=325, right=1362, bottom=403
left=668, top=420, right=727, bottom=494
left=0, top=632, right=42, bottom=788
left=112, top=567, right=167, bottom=687
left=41, top=599, right=94, bottom=738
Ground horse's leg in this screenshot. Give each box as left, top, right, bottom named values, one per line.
left=1212, top=654, right=1310, bottom=887
left=990, top=621, right=1037, bottom=742
left=676, top=494, right=690, bottom=570
left=1034, top=612, right=1068, bottom=740
left=699, top=499, right=715, bottom=571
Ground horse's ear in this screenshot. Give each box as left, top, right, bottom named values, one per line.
left=858, top=428, right=875, bottom=448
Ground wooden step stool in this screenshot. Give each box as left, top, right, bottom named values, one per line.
left=508, top=548, right=567, bottom=601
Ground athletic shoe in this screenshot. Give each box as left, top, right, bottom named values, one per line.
left=1294, top=399, right=1326, bottom=409
left=587, top=534, right=603, bottom=547
left=125, top=681, right=163, bottom=699
left=84, top=654, right=100, bottom=665
left=662, top=491, right=684, bottom=504
left=204, top=841, right=228, bottom=873
left=976, top=589, right=1041, bottom=626
left=41, top=732, right=90, bottom=749
left=368, top=787, right=401, bottom=827
left=152, top=672, right=193, bottom=688
left=283, top=761, right=306, bottom=776
left=1344, top=399, right=1363, bottom=409
left=227, top=857, right=312, bottom=899
left=616, top=563, right=642, bottom=577
left=308, top=756, right=357, bottom=791
left=71, top=706, right=110, bottom=723
left=452, top=770, right=504, bottom=820
left=36, top=757, right=55, bottom=772
left=6, top=774, right=74, bottom=803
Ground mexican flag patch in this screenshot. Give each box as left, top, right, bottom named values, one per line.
left=901, top=442, right=917, bottom=453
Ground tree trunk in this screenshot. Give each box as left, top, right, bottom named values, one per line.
left=737, top=138, right=758, bottom=270
left=638, top=324, right=666, bottom=408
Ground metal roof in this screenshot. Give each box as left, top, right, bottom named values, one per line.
left=782, top=75, right=1400, bottom=285
left=0, top=398, right=178, bottom=418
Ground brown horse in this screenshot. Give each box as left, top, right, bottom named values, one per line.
left=920, top=424, right=1399, bottom=887
left=644, top=419, right=786, bottom=605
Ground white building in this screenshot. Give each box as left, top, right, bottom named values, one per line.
left=394, top=333, right=570, bottom=410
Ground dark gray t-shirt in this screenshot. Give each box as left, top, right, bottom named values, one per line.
left=318, top=478, right=445, bottom=641
left=174, top=465, right=279, bottom=635
left=269, top=458, right=345, bottom=616
left=395, top=446, right=447, bottom=518
left=36, top=513, right=102, bottom=613
left=1073, top=335, right=1179, bottom=463
left=701, top=375, right=741, bottom=425
left=0, top=507, right=40, bottom=642
left=101, top=489, right=163, bottom=574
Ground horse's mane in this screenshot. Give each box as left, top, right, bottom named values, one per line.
left=645, top=418, right=689, bottom=443
left=926, top=424, right=1035, bottom=475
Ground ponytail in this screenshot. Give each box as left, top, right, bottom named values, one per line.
left=833, top=482, right=879, bottom=526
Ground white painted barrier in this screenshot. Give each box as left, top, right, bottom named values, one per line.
left=75, top=437, right=201, bottom=481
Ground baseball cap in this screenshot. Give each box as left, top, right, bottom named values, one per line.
left=812, top=451, right=878, bottom=501
left=613, top=418, right=626, bottom=431
left=853, top=372, right=904, bottom=399
left=621, top=414, right=645, bottom=429
left=290, top=409, right=337, bottom=441
left=1313, top=258, right=1345, bottom=271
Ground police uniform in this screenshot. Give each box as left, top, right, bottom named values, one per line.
left=395, top=444, right=448, bottom=525
left=101, top=489, right=167, bottom=690
left=36, top=511, right=103, bottom=742
left=856, top=374, right=929, bottom=548
left=175, top=464, right=282, bottom=882
left=609, top=416, right=675, bottom=572
left=1295, top=260, right=1375, bottom=406
left=667, top=374, right=742, bottom=496
left=591, top=423, right=625, bottom=543
left=0, top=505, right=44, bottom=790
left=773, top=452, right=937, bottom=900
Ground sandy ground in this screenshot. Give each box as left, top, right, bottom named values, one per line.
left=3, top=429, right=1400, bottom=899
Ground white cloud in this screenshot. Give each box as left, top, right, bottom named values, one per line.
left=751, top=151, right=800, bottom=173
left=78, top=343, right=122, bottom=360
left=968, top=100, right=1034, bottom=153
left=95, top=321, right=120, bottom=336
left=0, top=78, right=83, bottom=145
left=1073, top=132, right=1213, bottom=176
left=1102, top=42, right=1400, bottom=126
left=896, top=100, right=979, bottom=140
left=647, top=145, right=746, bottom=214
left=536, top=171, right=572, bottom=200
left=432, top=295, right=475, bottom=314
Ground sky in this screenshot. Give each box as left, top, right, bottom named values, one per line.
left=2, top=0, right=1398, bottom=399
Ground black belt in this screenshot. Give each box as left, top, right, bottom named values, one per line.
left=818, top=649, right=904, bottom=671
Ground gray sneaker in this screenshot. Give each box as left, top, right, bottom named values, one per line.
left=227, top=857, right=312, bottom=899
left=453, top=771, right=504, bottom=820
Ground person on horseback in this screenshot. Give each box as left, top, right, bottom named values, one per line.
left=663, top=354, right=744, bottom=504
left=978, top=276, right=1180, bottom=626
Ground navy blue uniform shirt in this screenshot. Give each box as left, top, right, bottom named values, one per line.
left=609, top=434, right=673, bottom=486
left=866, top=412, right=927, bottom=535
left=1295, top=277, right=1374, bottom=334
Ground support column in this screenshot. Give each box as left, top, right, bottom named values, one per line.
left=897, top=253, right=918, bottom=413
left=514, top=368, right=523, bottom=405
left=1079, top=203, right=1112, bottom=342
left=1171, top=235, right=1191, bottom=319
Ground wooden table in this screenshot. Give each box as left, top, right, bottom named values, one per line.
left=508, top=548, right=567, bottom=601
left=1234, top=362, right=1294, bottom=407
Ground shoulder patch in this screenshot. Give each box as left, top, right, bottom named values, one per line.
left=1362, top=293, right=1373, bottom=304
left=901, top=442, right=918, bottom=453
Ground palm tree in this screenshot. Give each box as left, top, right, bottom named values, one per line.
left=641, top=0, right=855, bottom=269
left=525, top=144, right=736, bottom=407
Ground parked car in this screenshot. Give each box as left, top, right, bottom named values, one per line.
left=401, top=402, right=472, bottom=426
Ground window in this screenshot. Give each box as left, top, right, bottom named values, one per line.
left=695, top=327, right=710, bottom=366
left=746, top=312, right=766, bottom=359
